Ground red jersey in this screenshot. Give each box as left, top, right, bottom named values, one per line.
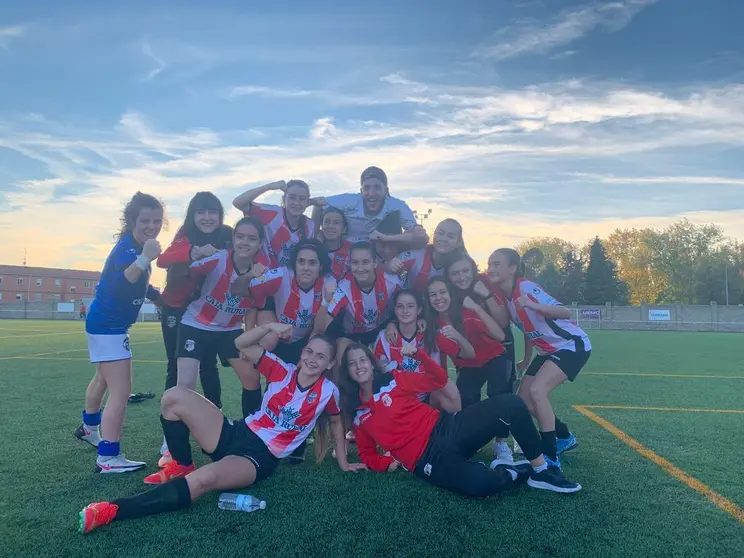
left=327, top=271, right=402, bottom=334
left=436, top=308, right=504, bottom=367
left=353, top=350, right=448, bottom=472
left=157, top=235, right=201, bottom=308
left=327, top=239, right=353, bottom=281
left=373, top=330, right=442, bottom=401
left=181, top=250, right=276, bottom=331
left=479, top=272, right=508, bottom=306
left=246, top=351, right=340, bottom=458
left=247, top=203, right=316, bottom=267
left=396, top=245, right=446, bottom=293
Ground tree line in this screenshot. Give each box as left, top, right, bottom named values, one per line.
left=513, top=219, right=743, bottom=306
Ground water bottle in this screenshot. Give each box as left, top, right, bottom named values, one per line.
left=217, top=493, right=266, bottom=512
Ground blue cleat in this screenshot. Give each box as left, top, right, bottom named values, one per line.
left=556, top=433, right=578, bottom=456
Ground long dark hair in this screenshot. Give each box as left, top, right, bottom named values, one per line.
left=178, top=192, right=226, bottom=246
left=423, top=277, right=466, bottom=352
left=304, top=333, right=338, bottom=464
left=289, top=238, right=331, bottom=277
left=116, top=192, right=166, bottom=240
left=338, top=343, right=387, bottom=424
left=391, top=289, right=432, bottom=352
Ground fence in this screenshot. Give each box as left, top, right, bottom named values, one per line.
left=0, top=301, right=160, bottom=322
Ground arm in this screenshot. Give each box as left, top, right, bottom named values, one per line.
left=156, top=236, right=195, bottom=269
left=518, top=334, right=534, bottom=374
left=521, top=298, right=572, bottom=320
left=146, top=285, right=161, bottom=302
left=312, top=284, right=346, bottom=335
left=463, top=297, right=505, bottom=342
left=352, top=421, right=395, bottom=472
left=123, top=239, right=161, bottom=285
left=311, top=204, right=325, bottom=229
left=332, top=416, right=369, bottom=472
left=409, top=226, right=429, bottom=249
left=437, top=326, right=476, bottom=361
left=485, top=297, right=510, bottom=327
left=235, top=323, right=291, bottom=363
left=396, top=346, right=448, bottom=392
left=232, top=180, right=286, bottom=212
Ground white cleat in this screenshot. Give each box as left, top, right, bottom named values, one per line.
left=75, top=424, right=101, bottom=448
left=493, top=440, right=514, bottom=463
left=96, top=454, right=146, bottom=474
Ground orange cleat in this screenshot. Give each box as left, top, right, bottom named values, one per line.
left=78, top=502, right=118, bottom=534
left=143, top=461, right=195, bottom=484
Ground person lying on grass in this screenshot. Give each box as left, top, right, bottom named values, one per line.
left=78, top=322, right=366, bottom=534
left=339, top=342, right=582, bottom=497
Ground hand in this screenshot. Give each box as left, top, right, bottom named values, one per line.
left=473, top=280, right=491, bottom=299
left=368, top=230, right=386, bottom=242
left=388, top=256, right=403, bottom=274
left=385, top=322, right=400, bottom=343
left=199, top=244, right=218, bottom=258
left=440, top=325, right=461, bottom=342
left=267, top=322, right=292, bottom=340
left=324, top=282, right=337, bottom=303
left=239, top=351, right=251, bottom=361
left=142, top=239, right=162, bottom=261
left=417, top=319, right=427, bottom=333
left=340, top=462, right=368, bottom=473
left=269, top=180, right=287, bottom=192
left=400, top=343, right=418, bottom=358
left=248, top=263, right=267, bottom=279
left=387, top=460, right=400, bottom=472
left=462, top=296, right=479, bottom=311
left=516, top=295, right=537, bottom=310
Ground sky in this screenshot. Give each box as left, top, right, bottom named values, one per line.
left=1, top=0, right=743, bottom=286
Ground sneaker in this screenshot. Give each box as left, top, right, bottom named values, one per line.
left=287, top=441, right=306, bottom=465
left=512, top=438, right=523, bottom=455
left=492, top=440, right=514, bottom=462
left=490, top=459, right=532, bottom=483
left=556, top=433, right=579, bottom=456
left=158, top=450, right=173, bottom=468
left=96, top=454, right=146, bottom=474
left=345, top=431, right=356, bottom=444
left=144, top=461, right=195, bottom=484
left=75, top=424, right=101, bottom=448
left=527, top=465, right=581, bottom=493
left=78, top=502, right=118, bottom=534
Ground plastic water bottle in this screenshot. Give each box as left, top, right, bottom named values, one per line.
left=217, top=493, right=266, bottom=512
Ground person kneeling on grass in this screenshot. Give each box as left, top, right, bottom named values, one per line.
left=78, top=322, right=366, bottom=534
left=340, top=343, right=581, bottom=496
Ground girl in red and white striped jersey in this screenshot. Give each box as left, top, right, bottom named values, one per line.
left=339, top=343, right=581, bottom=496
left=319, top=206, right=354, bottom=281
left=373, top=289, right=461, bottom=412
left=388, top=218, right=466, bottom=293
left=232, top=179, right=317, bottom=268
left=77, top=323, right=366, bottom=535
left=487, top=248, right=592, bottom=466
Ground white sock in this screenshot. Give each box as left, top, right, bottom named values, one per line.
left=533, top=462, right=548, bottom=473
left=84, top=424, right=100, bottom=432
left=506, top=469, right=518, bottom=481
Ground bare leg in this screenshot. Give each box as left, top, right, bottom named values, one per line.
left=97, top=360, right=132, bottom=442
left=160, top=386, right=226, bottom=453
left=185, top=456, right=257, bottom=500
left=176, top=357, right=200, bottom=391
left=85, top=371, right=108, bottom=414
left=528, top=361, right=568, bottom=433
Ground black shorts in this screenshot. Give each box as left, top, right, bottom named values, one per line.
left=272, top=337, right=309, bottom=366
left=207, top=417, right=279, bottom=482
left=327, top=314, right=385, bottom=346
left=176, top=323, right=242, bottom=362
left=525, top=349, right=591, bottom=382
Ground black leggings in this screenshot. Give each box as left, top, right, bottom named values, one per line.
left=456, top=354, right=513, bottom=409
left=414, top=394, right=542, bottom=497
left=160, top=305, right=222, bottom=407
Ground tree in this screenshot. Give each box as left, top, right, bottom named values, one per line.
left=521, top=247, right=544, bottom=280
left=558, top=250, right=585, bottom=305
left=537, top=263, right=562, bottom=301
left=583, top=237, right=626, bottom=304
left=517, top=237, right=578, bottom=276
left=605, top=228, right=666, bottom=304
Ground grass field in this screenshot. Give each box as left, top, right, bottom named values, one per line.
left=1, top=321, right=743, bottom=557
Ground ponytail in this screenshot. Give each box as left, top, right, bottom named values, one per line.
left=494, top=248, right=524, bottom=277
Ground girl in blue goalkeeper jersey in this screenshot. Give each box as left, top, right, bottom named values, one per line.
left=75, top=192, right=165, bottom=474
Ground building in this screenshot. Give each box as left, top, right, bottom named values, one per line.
left=0, top=265, right=101, bottom=303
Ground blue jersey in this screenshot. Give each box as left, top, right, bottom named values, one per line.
left=86, top=233, right=160, bottom=335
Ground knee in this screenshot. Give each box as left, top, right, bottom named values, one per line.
left=528, top=381, right=547, bottom=401
left=161, top=386, right=188, bottom=413
left=188, top=469, right=218, bottom=495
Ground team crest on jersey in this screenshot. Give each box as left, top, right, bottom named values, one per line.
left=297, top=308, right=312, bottom=328
left=225, top=292, right=242, bottom=307
left=167, top=315, right=177, bottom=328
left=401, top=357, right=418, bottom=372
left=376, top=291, right=385, bottom=301
left=122, top=337, right=130, bottom=351
left=127, top=248, right=137, bottom=254
left=361, top=308, right=378, bottom=325
left=280, top=406, right=301, bottom=422
left=184, top=339, right=195, bottom=352
left=381, top=393, right=392, bottom=407
left=306, top=392, right=318, bottom=404
left=335, top=255, right=344, bottom=264
left=132, top=298, right=144, bottom=306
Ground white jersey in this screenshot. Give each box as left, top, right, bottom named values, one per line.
left=323, top=193, right=418, bottom=240
left=327, top=271, right=402, bottom=334
left=267, top=268, right=333, bottom=343
left=396, top=245, right=446, bottom=292
left=507, top=277, right=591, bottom=355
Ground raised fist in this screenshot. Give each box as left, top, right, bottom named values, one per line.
left=142, top=239, right=162, bottom=261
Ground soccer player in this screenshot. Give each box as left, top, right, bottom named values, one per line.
left=77, top=323, right=366, bottom=534
left=339, top=343, right=581, bottom=496
left=373, top=289, right=461, bottom=413
left=232, top=179, right=316, bottom=267
left=311, top=166, right=428, bottom=247
left=487, top=248, right=591, bottom=465
left=75, top=192, right=164, bottom=473
left=79, top=302, right=87, bottom=320
left=319, top=206, right=353, bottom=281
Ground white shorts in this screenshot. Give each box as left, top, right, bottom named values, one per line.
left=87, top=333, right=132, bottom=363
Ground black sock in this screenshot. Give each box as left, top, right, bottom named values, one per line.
left=555, top=417, right=570, bottom=439
left=242, top=388, right=262, bottom=418
left=113, top=477, right=191, bottom=521
left=540, top=430, right=557, bottom=461
left=160, top=415, right=193, bottom=466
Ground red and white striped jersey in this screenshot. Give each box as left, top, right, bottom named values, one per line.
left=327, top=271, right=402, bottom=334
left=507, top=277, right=591, bottom=355
left=182, top=250, right=278, bottom=331
left=247, top=203, right=316, bottom=267
left=396, top=245, right=446, bottom=293
left=263, top=268, right=333, bottom=343
left=245, top=351, right=340, bottom=459
left=373, top=330, right=441, bottom=401
left=327, top=239, right=353, bottom=281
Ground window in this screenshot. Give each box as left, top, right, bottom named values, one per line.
left=0, top=276, right=3, bottom=285
left=15, top=294, right=23, bottom=301
left=35, top=293, right=42, bottom=301
left=54, top=279, right=61, bottom=288
left=84, top=280, right=91, bottom=288
left=70, top=285, right=77, bottom=293
left=36, top=278, right=42, bottom=287
left=53, top=294, right=61, bottom=301
left=16, top=277, right=23, bottom=286
left=0, top=292, right=2, bottom=300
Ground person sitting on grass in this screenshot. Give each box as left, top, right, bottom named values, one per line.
left=77, top=322, right=366, bottom=534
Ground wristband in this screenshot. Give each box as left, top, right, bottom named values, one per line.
left=321, top=298, right=330, bottom=309
left=134, top=254, right=150, bottom=270
left=484, top=292, right=494, bottom=300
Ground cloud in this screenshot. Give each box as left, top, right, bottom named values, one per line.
left=478, top=0, right=658, bottom=60
left=0, top=25, right=27, bottom=51
left=140, top=39, right=166, bottom=81
left=228, top=85, right=314, bottom=99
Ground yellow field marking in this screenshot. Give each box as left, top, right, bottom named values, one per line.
left=0, top=340, right=161, bottom=360
left=580, top=404, right=744, bottom=414
left=574, top=405, right=744, bottom=526
left=585, top=372, right=744, bottom=380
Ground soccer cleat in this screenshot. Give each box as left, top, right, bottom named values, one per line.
left=78, top=502, right=118, bottom=534
left=75, top=424, right=101, bottom=448
left=96, top=454, right=146, bottom=474
left=493, top=440, right=514, bottom=463
left=144, top=461, right=195, bottom=484
left=490, top=459, right=532, bottom=483
left=556, top=433, right=579, bottom=456
left=527, top=465, right=582, bottom=493
left=158, top=450, right=173, bottom=468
